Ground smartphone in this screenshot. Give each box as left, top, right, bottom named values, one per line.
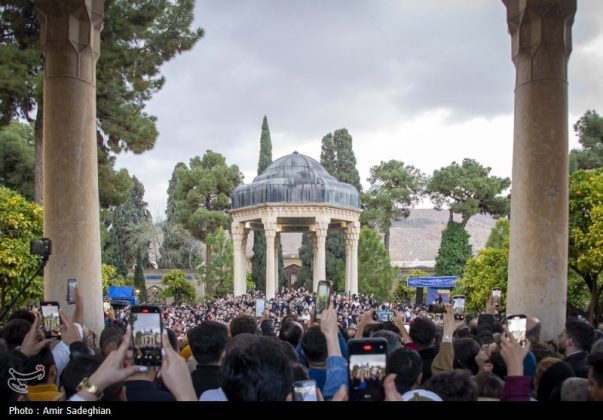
left=376, top=311, right=393, bottom=322
left=452, top=295, right=465, bottom=321
left=507, top=314, right=527, bottom=347
left=491, top=288, right=502, bottom=307
left=255, top=298, right=266, bottom=317
left=348, top=338, right=388, bottom=401
left=315, top=281, right=331, bottom=321
left=67, top=279, right=77, bottom=305
left=40, top=301, right=61, bottom=339
left=292, top=380, right=318, bottom=401
left=130, top=305, right=163, bottom=366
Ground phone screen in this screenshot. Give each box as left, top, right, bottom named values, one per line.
left=492, top=288, right=502, bottom=307
left=255, top=299, right=265, bottom=317
left=315, top=282, right=331, bottom=321
left=507, top=315, right=527, bottom=347
left=131, top=307, right=162, bottom=366
left=376, top=311, right=392, bottom=322
left=67, top=279, right=77, bottom=304
left=293, top=380, right=318, bottom=401
left=348, top=339, right=387, bottom=401
left=452, top=295, right=465, bottom=320
left=40, top=302, right=61, bottom=339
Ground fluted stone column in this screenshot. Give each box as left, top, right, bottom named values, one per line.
left=274, top=233, right=280, bottom=294
left=263, top=217, right=277, bottom=300
left=346, top=221, right=360, bottom=294
left=344, top=227, right=352, bottom=293
left=37, top=0, right=104, bottom=335
left=311, top=232, right=318, bottom=290
left=313, top=216, right=329, bottom=292
left=231, top=221, right=245, bottom=296
left=504, top=0, right=576, bottom=341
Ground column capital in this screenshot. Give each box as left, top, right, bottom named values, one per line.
left=37, top=0, right=104, bottom=84
left=231, top=221, right=244, bottom=243
left=503, top=0, right=576, bottom=85
left=314, top=215, right=330, bottom=239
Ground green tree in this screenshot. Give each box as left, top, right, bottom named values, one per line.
left=133, top=250, right=147, bottom=303
left=161, top=269, right=196, bottom=304
left=358, top=227, right=394, bottom=301
left=0, top=121, right=34, bottom=200
left=361, top=160, right=426, bottom=252
left=0, top=0, right=203, bottom=202
left=434, top=221, right=473, bottom=277
left=101, top=263, right=132, bottom=295
left=427, top=159, right=510, bottom=228
left=331, top=129, right=362, bottom=191
left=570, top=110, right=603, bottom=172
left=485, top=218, right=510, bottom=249
left=297, top=232, right=314, bottom=290
left=0, top=187, right=43, bottom=318
left=257, top=115, right=272, bottom=176
left=569, top=168, right=603, bottom=323
left=172, top=150, right=242, bottom=263
left=198, top=227, right=233, bottom=297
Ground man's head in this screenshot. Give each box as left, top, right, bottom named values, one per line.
left=26, top=346, right=56, bottom=386
left=278, top=321, right=304, bottom=347
left=559, top=319, right=595, bottom=355
left=229, top=315, right=258, bottom=337
left=300, top=326, right=327, bottom=365
left=587, top=351, right=603, bottom=401
left=386, top=348, right=423, bottom=394
left=526, top=317, right=541, bottom=343
left=61, top=355, right=124, bottom=401
left=220, top=336, right=293, bottom=401
left=409, top=317, right=436, bottom=350
left=187, top=321, right=229, bottom=365
left=1, top=319, right=32, bottom=350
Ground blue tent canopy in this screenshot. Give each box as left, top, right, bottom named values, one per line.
left=107, top=286, right=136, bottom=305
left=406, top=276, right=459, bottom=288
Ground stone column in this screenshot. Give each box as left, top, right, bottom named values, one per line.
left=311, top=232, right=318, bottom=290
left=263, top=216, right=277, bottom=300
left=344, top=224, right=353, bottom=293
left=274, top=233, right=280, bottom=294
left=349, top=220, right=360, bottom=294
left=37, top=0, right=105, bottom=335
left=231, top=221, right=245, bottom=296
left=504, top=0, right=576, bottom=341
left=313, top=216, right=329, bottom=292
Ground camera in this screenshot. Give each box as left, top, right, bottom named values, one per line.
left=30, top=238, right=52, bottom=258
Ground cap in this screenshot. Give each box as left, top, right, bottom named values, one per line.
left=400, top=389, right=443, bottom=401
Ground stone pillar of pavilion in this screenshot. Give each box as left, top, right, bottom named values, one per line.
left=504, top=0, right=576, bottom=341
left=274, top=233, right=280, bottom=294
left=37, top=0, right=105, bottom=335
left=311, top=232, right=318, bottom=290
left=313, top=216, right=330, bottom=292
left=348, top=221, right=360, bottom=294
left=231, top=221, right=245, bottom=296
left=263, top=216, right=277, bottom=300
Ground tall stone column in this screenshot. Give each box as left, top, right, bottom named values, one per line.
left=311, top=232, right=318, bottom=290
left=274, top=233, right=280, bottom=294
left=313, top=216, right=329, bottom=292
left=504, top=0, right=576, bottom=341
left=37, top=0, right=105, bottom=335
left=263, top=217, right=277, bottom=300
left=231, top=221, right=245, bottom=296
left=348, top=221, right=360, bottom=294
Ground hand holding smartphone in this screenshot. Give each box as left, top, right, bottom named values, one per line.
left=348, top=338, right=388, bottom=401
left=506, top=314, right=527, bottom=347
left=491, top=288, right=502, bottom=308
left=67, top=278, right=77, bottom=305
left=130, top=305, right=163, bottom=366
left=315, top=281, right=332, bottom=321
left=255, top=298, right=266, bottom=317
left=40, top=301, right=61, bottom=339
left=452, top=295, right=465, bottom=321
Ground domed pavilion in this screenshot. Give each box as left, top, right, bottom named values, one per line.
left=230, top=152, right=361, bottom=299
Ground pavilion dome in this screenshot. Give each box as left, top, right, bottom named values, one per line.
left=232, top=151, right=360, bottom=209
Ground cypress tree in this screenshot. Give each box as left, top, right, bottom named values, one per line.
left=434, top=221, right=473, bottom=277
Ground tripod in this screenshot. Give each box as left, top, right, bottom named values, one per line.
left=0, top=254, right=50, bottom=323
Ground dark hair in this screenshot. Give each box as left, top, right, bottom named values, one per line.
left=300, top=326, right=327, bottom=364
left=474, top=371, right=504, bottom=399
left=386, top=348, right=423, bottom=395
left=1, top=319, right=32, bottom=350
left=278, top=321, right=303, bottom=347
left=220, top=336, right=293, bottom=401
left=99, top=326, right=124, bottom=356
left=187, top=321, right=229, bottom=364
left=566, top=320, right=595, bottom=352
left=487, top=350, right=508, bottom=380
left=8, top=309, right=35, bottom=324
left=229, top=315, right=258, bottom=337
left=424, top=369, right=478, bottom=401
left=371, top=330, right=401, bottom=355
left=587, top=351, right=603, bottom=388
left=25, top=346, right=55, bottom=385
left=409, top=317, right=436, bottom=349
left=60, top=355, right=123, bottom=401
left=0, top=350, right=30, bottom=401
left=453, top=337, right=481, bottom=374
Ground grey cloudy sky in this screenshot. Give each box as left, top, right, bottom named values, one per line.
left=115, top=0, right=603, bottom=221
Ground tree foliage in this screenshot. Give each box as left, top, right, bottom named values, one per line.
left=570, top=110, right=603, bottom=172
left=297, top=232, right=314, bottom=290
left=358, top=227, right=394, bottom=301
left=0, top=186, right=43, bottom=315
left=257, top=115, right=272, bottom=176
left=0, top=121, right=34, bottom=200
left=361, top=160, right=426, bottom=252
left=427, top=158, right=510, bottom=227
left=198, top=227, right=233, bottom=297
left=320, top=128, right=362, bottom=191
left=394, top=269, right=429, bottom=304
left=569, top=168, right=603, bottom=322
left=434, top=221, right=473, bottom=277
left=133, top=250, right=147, bottom=303
left=101, top=263, right=132, bottom=295
left=172, top=150, right=242, bottom=262
left=161, top=269, right=196, bottom=304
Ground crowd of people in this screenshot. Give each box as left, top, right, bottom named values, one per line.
left=1, top=285, right=603, bottom=403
